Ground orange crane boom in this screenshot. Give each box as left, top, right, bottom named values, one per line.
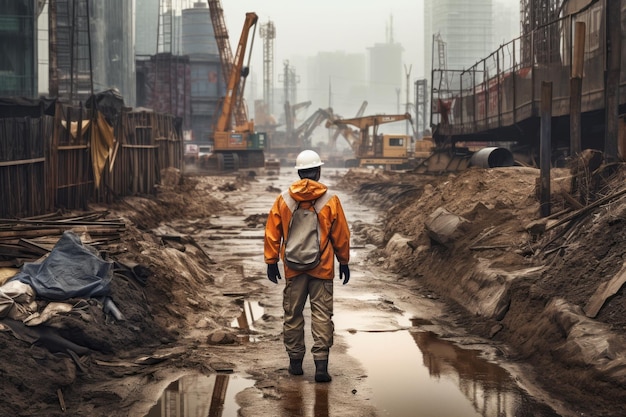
left=214, top=11, right=258, bottom=133
left=203, top=6, right=266, bottom=171
left=208, top=0, right=254, bottom=129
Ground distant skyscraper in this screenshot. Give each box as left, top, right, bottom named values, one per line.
left=90, top=0, right=136, bottom=105
left=493, top=0, right=521, bottom=49
left=306, top=51, right=367, bottom=118
left=135, top=0, right=159, bottom=56
left=136, top=0, right=183, bottom=56
left=424, top=0, right=494, bottom=78
left=181, top=2, right=222, bottom=143
left=368, top=41, right=404, bottom=114
left=0, top=1, right=38, bottom=97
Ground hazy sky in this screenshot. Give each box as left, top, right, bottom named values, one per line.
left=219, top=0, right=425, bottom=78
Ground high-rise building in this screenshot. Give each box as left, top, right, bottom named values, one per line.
left=424, top=0, right=494, bottom=79
left=181, top=2, right=222, bottom=143
left=368, top=41, right=404, bottom=114
left=135, top=0, right=159, bottom=56
left=306, top=51, right=367, bottom=119
left=40, top=0, right=136, bottom=105
left=493, top=0, right=521, bottom=49
left=0, top=1, right=38, bottom=98
left=90, top=0, right=136, bottom=105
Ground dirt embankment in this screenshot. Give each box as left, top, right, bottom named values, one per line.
left=3, top=164, right=626, bottom=416
left=0, top=173, right=253, bottom=416
left=339, top=165, right=626, bottom=416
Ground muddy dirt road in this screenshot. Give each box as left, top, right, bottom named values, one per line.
left=4, top=165, right=623, bottom=416
left=133, top=168, right=569, bottom=417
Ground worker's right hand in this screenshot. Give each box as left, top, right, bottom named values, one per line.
left=267, top=263, right=281, bottom=284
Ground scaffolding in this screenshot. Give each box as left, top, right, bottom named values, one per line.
left=520, top=0, right=566, bottom=64
left=280, top=60, right=298, bottom=109
left=415, top=79, right=428, bottom=138
left=51, top=0, right=93, bottom=104
left=260, top=20, right=275, bottom=116
left=520, top=0, right=566, bottom=34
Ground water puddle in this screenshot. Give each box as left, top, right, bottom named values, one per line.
left=230, top=299, right=264, bottom=343
left=145, top=373, right=254, bottom=417
left=342, top=323, right=560, bottom=417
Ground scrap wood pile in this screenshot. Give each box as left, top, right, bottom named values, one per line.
left=533, top=152, right=626, bottom=259
left=0, top=210, right=125, bottom=267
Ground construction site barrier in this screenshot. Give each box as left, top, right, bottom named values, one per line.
left=0, top=99, right=183, bottom=218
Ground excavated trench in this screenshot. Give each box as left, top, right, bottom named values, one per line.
left=158, top=167, right=571, bottom=417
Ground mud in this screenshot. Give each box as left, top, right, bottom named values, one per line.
left=1, top=165, right=626, bottom=416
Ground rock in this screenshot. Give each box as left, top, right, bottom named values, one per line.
left=424, top=207, right=471, bottom=247
left=160, top=167, right=181, bottom=187
left=207, top=329, right=237, bottom=345
left=489, top=324, right=503, bottom=338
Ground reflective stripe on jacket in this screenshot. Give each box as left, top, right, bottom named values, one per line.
left=264, top=178, right=350, bottom=280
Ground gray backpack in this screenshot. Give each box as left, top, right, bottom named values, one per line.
left=282, top=191, right=333, bottom=271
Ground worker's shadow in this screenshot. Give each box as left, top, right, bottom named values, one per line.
left=313, top=384, right=329, bottom=417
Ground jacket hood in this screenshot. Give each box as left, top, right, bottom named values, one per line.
left=288, top=179, right=328, bottom=202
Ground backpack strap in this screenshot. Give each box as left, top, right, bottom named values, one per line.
left=282, top=191, right=298, bottom=213
left=282, top=191, right=334, bottom=213
left=313, top=192, right=333, bottom=213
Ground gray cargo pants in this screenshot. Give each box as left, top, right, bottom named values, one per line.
left=283, top=273, right=334, bottom=361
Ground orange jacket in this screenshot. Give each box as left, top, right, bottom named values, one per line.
left=264, top=179, right=350, bottom=280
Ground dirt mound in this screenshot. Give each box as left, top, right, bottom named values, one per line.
left=344, top=164, right=626, bottom=415
left=0, top=174, right=252, bottom=416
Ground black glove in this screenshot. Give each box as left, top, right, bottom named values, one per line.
left=267, top=263, right=281, bottom=284
left=339, top=264, right=350, bottom=285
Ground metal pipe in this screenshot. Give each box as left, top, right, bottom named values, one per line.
left=469, top=147, right=514, bottom=168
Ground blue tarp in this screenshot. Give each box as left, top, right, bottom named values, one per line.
left=11, top=231, right=112, bottom=300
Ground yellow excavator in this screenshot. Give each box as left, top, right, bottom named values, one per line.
left=206, top=4, right=266, bottom=171
left=329, top=113, right=417, bottom=169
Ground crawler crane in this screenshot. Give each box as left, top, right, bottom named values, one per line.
left=206, top=3, right=266, bottom=171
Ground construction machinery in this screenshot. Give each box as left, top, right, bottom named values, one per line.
left=329, top=113, right=415, bottom=169
left=284, top=100, right=312, bottom=136
left=292, top=107, right=333, bottom=148
left=206, top=4, right=266, bottom=171
left=266, top=105, right=332, bottom=161
left=327, top=101, right=368, bottom=152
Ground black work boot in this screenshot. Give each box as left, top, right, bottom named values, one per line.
left=288, top=358, right=304, bottom=375
left=314, top=359, right=332, bottom=382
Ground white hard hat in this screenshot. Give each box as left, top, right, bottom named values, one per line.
left=294, top=150, right=324, bottom=170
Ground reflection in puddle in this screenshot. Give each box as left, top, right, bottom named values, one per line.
left=346, top=329, right=559, bottom=417
left=145, top=373, right=253, bottom=417
left=230, top=299, right=264, bottom=343
left=278, top=380, right=331, bottom=417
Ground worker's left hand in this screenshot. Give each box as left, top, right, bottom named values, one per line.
left=339, top=264, right=350, bottom=285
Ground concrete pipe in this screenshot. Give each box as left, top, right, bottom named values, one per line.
left=469, top=147, right=514, bottom=168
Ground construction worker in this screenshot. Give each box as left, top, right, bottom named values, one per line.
left=264, top=149, right=350, bottom=383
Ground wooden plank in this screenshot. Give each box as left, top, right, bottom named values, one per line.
left=57, top=145, right=88, bottom=150
left=122, top=144, right=158, bottom=149
left=584, top=260, right=626, bottom=318
left=0, top=218, right=124, bottom=227
left=0, top=229, right=65, bottom=239
left=0, top=157, right=45, bottom=167
left=18, top=238, right=52, bottom=255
